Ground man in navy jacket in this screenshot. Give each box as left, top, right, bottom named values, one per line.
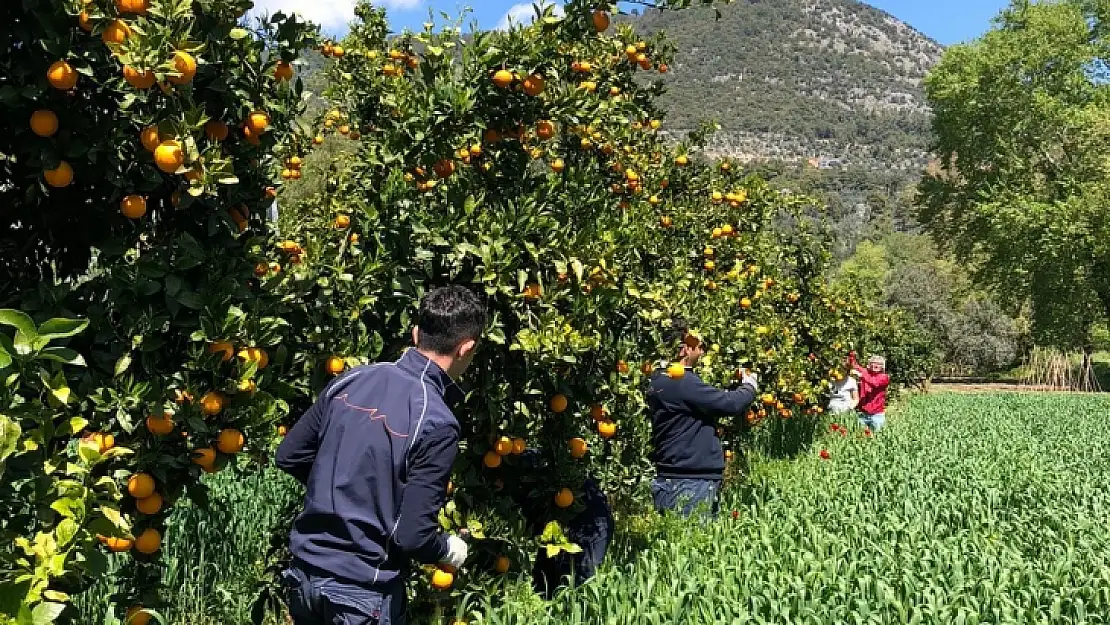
left=647, top=318, right=758, bottom=518
left=276, top=286, right=486, bottom=625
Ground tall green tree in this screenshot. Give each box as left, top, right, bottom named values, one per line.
left=919, top=0, right=1110, bottom=355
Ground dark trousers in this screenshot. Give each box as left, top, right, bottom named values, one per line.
left=651, top=476, right=721, bottom=519
left=531, top=478, right=615, bottom=599
left=282, top=566, right=406, bottom=625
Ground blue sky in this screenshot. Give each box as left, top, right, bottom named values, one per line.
left=252, top=0, right=1012, bottom=46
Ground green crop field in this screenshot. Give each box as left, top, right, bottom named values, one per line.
left=77, top=393, right=1110, bottom=624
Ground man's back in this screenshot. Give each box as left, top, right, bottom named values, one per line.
left=276, top=349, right=460, bottom=587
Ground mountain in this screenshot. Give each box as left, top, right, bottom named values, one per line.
left=629, top=0, right=943, bottom=175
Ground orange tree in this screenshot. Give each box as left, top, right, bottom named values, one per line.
left=268, top=0, right=932, bottom=619
left=0, top=1, right=316, bottom=623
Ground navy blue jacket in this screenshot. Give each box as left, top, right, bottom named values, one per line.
left=646, top=363, right=757, bottom=480
left=275, top=349, right=461, bottom=588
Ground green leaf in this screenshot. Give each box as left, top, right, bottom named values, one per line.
left=229, top=27, right=249, bottom=39
left=0, top=310, right=37, bottom=339
left=99, top=506, right=129, bottom=531
left=0, top=414, right=21, bottom=467
left=54, top=519, right=78, bottom=547
left=31, top=602, right=65, bottom=625
left=36, top=318, right=88, bottom=340
left=114, top=354, right=132, bottom=377
left=37, top=348, right=85, bottom=367
left=0, top=345, right=11, bottom=370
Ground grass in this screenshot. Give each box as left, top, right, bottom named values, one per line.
left=76, top=393, right=1110, bottom=624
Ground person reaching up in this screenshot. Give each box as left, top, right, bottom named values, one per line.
left=850, top=352, right=890, bottom=432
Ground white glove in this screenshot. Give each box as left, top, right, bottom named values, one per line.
left=440, top=534, right=468, bottom=570
left=741, top=371, right=759, bottom=391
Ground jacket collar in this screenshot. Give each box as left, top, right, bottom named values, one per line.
left=398, top=348, right=463, bottom=405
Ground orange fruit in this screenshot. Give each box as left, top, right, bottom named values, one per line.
left=47, top=60, right=77, bottom=91
left=667, top=363, right=685, bottom=379
left=44, top=161, right=74, bottom=188
left=154, top=140, right=184, bottom=174
left=551, top=158, right=565, bottom=173
left=523, top=282, right=542, bottom=300
left=492, top=69, right=513, bottom=89
left=675, top=155, right=689, bottom=167
left=617, top=360, right=630, bottom=374
left=134, top=528, right=161, bottom=554
left=135, top=492, right=163, bottom=515
left=247, top=111, right=270, bottom=134
left=102, top=19, right=130, bottom=45
left=30, top=110, right=58, bottom=138
left=145, top=412, right=174, bottom=436
left=431, top=568, right=454, bottom=590
left=140, top=126, right=161, bottom=152
left=326, top=356, right=345, bottom=375
left=208, top=341, right=234, bottom=362
left=660, top=216, right=673, bottom=228
left=740, top=297, right=752, bottom=310
left=127, top=473, right=156, bottom=499
left=217, top=428, right=245, bottom=454
left=659, top=63, right=669, bottom=73
left=568, top=437, right=587, bottom=459
left=116, top=0, right=149, bottom=14
left=99, top=535, right=133, bottom=553
left=494, top=436, right=513, bottom=456
left=337, top=124, right=350, bottom=135
left=169, top=51, right=197, bottom=85
left=277, top=425, right=288, bottom=436
left=554, top=488, right=574, bottom=508
left=274, top=61, right=294, bottom=81
left=511, top=437, right=526, bottom=455
left=192, top=447, right=216, bottom=468
left=482, top=450, right=502, bottom=469
left=536, top=120, right=556, bottom=140
left=200, top=391, right=225, bottom=416
left=590, top=404, right=606, bottom=421
left=120, top=195, right=147, bottom=219
left=592, top=10, right=610, bottom=32
left=434, top=159, right=456, bottom=178
left=331, top=45, right=345, bottom=57
left=123, top=66, right=155, bottom=89
left=205, top=120, right=229, bottom=141
left=598, top=421, right=617, bottom=439
left=549, top=394, right=568, bottom=413
left=89, top=432, right=115, bottom=453
left=494, top=556, right=510, bottom=574
left=125, top=606, right=151, bottom=625
left=522, top=74, right=545, bottom=96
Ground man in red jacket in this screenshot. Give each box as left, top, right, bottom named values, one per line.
left=850, top=352, right=890, bottom=432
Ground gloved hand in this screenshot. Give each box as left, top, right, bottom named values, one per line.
left=440, top=534, right=469, bottom=570
left=740, top=370, right=759, bottom=391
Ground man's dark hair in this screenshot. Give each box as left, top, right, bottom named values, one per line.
left=664, top=317, right=691, bottom=350
left=416, top=286, right=486, bottom=355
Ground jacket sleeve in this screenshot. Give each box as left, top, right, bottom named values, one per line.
left=393, top=421, right=458, bottom=564
left=275, top=397, right=327, bottom=485
left=682, top=375, right=758, bottom=418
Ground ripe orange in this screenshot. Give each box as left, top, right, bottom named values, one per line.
left=331, top=214, right=351, bottom=228
left=326, top=356, right=346, bottom=375
left=551, top=158, right=565, bottom=173
left=135, top=492, right=163, bottom=515
left=140, top=126, right=162, bottom=152
left=99, top=535, right=133, bottom=553
left=617, top=360, right=630, bottom=374
left=205, top=120, right=229, bottom=141
left=102, top=19, right=130, bottom=45
left=238, top=346, right=269, bottom=369
left=431, top=568, right=454, bottom=590
left=793, top=392, right=806, bottom=405
left=89, top=432, right=115, bottom=453
left=247, top=111, right=270, bottom=134
left=331, top=45, right=345, bottom=57
left=589, top=404, right=606, bottom=421
left=277, top=425, right=288, bottom=436
left=30, top=110, right=58, bottom=138
left=482, top=450, right=502, bottom=468
left=598, top=421, right=617, bottom=439
left=208, top=341, right=234, bottom=362
left=127, top=473, right=156, bottom=499
left=536, top=120, right=556, bottom=140
left=134, top=528, right=161, bottom=554
left=660, top=215, right=673, bottom=228
left=200, top=391, right=225, bottom=416
left=122, top=65, right=155, bottom=89
left=666, top=363, right=685, bottom=379
left=154, top=140, right=184, bottom=174
left=492, top=69, right=513, bottom=89
left=722, top=224, right=735, bottom=236
left=313, top=135, right=325, bottom=145
left=675, top=155, right=689, bottom=167
left=659, top=63, right=669, bottom=73
left=217, top=428, right=245, bottom=454
left=704, top=260, right=716, bottom=271
left=192, top=447, right=217, bottom=468
left=44, top=162, right=74, bottom=188
left=120, top=195, right=147, bottom=219
left=568, top=437, right=587, bottom=459
left=169, top=51, right=197, bottom=85
left=641, top=361, right=655, bottom=376
left=522, top=74, right=545, bottom=96
left=523, top=282, right=542, bottom=300
left=338, top=124, right=350, bottom=135
left=125, top=606, right=151, bottom=625
left=274, top=61, right=294, bottom=81
left=549, top=394, right=568, bottom=413
left=434, top=159, right=456, bottom=178
left=494, top=556, right=511, bottom=574
left=554, top=488, right=574, bottom=508
left=511, top=437, right=526, bottom=455
left=47, top=61, right=77, bottom=90
left=592, top=10, right=610, bottom=32
left=494, top=436, right=513, bottom=456
left=145, top=412, right=174, bottom=436
left=116, top=0, right=149, bottom=14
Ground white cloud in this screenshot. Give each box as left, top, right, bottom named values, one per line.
left=496, top=1, right=564, bottom=31
left=251, top=0, right=422, bottom=31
